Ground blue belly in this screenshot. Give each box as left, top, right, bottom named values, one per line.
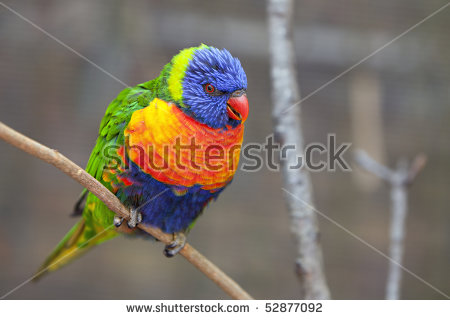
left=115, top=161, right=225, bottom=233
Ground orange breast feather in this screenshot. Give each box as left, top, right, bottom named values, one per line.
left=124, top=98, right=244, bottom=190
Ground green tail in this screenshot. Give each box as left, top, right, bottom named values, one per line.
left=33, top=217, right=117, bottom=281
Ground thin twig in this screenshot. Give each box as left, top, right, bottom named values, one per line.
left=0, top=121, right=253, bottom=300
left=354, top=149, right=427, bottom=299
left=405, top=154, right=427, bottom=185
left=267, top=0, right=330, bottom=299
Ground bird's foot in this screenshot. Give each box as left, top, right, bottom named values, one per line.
left=164, top=232, right=186, bottom=258
left=113, top=215, right=124, bottom=227
left=127, top=208, right=142, bottom=229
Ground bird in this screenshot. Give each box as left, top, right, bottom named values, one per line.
left=35, top=44, right=248, bottom=279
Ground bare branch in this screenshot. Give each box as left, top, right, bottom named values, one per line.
left=354, top=149, right=426, bottom=299
left=267, top=0, right=330, bottom=299
left=0, top=121, right=253, bottom=300
left=354, top=150, right=394, bottom=182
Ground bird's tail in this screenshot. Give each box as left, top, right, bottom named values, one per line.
left=33, top=218, right=117, bottom=281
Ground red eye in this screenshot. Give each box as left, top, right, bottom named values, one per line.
left=204, top=84, right=215, bottom=94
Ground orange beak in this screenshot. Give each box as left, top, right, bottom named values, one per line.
left=227, top=92, right=249, bottom=123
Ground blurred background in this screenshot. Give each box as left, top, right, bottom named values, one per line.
left=0, top=0, right=449, bottom=299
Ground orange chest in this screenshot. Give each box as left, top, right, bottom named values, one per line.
left=124, top=99, right=244, bottom=190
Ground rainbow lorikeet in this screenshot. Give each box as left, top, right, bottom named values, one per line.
left=36, top=44, right=248, bottom=278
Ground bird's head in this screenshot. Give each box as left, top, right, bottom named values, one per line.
left=166, top=44, right=248, bottom=129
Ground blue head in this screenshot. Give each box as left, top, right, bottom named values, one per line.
left=167, top=45, right=248, bottom=129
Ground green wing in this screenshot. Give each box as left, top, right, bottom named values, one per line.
left=83, top=85, right=155, bottom=226
left=35, top=84, right=156, bottom=279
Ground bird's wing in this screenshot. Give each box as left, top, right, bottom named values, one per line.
left=74, top=86, right=155, bottom=220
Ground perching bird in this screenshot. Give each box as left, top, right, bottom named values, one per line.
left=36, top=44, right=248, bottom=278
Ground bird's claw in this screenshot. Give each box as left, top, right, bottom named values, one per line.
left=127, top=208, right=142, bottom=229
left=164, top=232, right=186, bottom=257
left=114, top=215, right=124, bottom=227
